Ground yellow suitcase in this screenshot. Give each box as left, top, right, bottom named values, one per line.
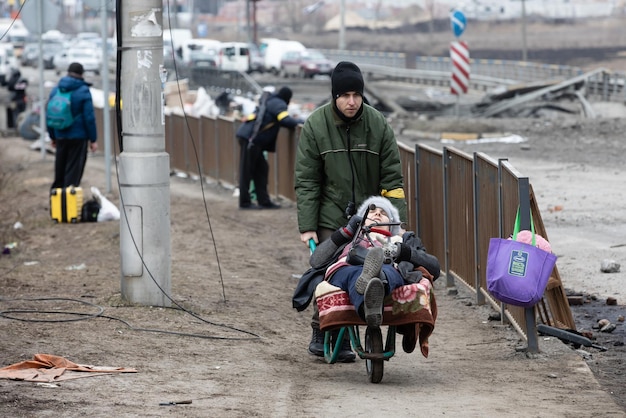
left=50, top=186, right=83, bottom=223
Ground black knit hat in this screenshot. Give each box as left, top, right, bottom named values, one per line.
left=331, top=61, right=364, bottom=99
left=277, top=86, right=292, bottom=104
left=68, top=62, right=84, bottom=76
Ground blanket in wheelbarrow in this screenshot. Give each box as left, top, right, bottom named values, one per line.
left=315, top=269, right=437, bottom=358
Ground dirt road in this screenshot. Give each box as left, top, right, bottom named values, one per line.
left=0, top=128, right=624, bottom=417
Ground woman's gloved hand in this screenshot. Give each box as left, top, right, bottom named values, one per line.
left=329, top=215, right=363, bottom=247
left=342, top=215, right=362, bottom=238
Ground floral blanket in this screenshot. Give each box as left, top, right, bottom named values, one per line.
left=315, top=276, right=437, bottom=358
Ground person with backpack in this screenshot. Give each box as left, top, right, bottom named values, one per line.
left=235, top=86, right=304, bottom=209
left=47, top=62, right=98, bottom=189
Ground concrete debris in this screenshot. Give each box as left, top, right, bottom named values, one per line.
left=600, top=259, right=620, bottom=273
left=600, top=323, right=617, bottom=333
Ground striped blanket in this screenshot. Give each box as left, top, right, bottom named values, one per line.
left=315, top=275, right=437, bottom=358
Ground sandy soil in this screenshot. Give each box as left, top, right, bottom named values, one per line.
left=0, top=107, right=624, bottom=418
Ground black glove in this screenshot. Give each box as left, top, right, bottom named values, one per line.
left=396, top=243, right=429, bottom=267
left=330, top=215, right=362, bottom=246
left=395, top=241, right=441, bottom=280
left=344, top=215, right=362, bottom=237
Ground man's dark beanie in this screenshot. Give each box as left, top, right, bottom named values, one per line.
left=331, top=61, right=364, bottom=99
left=68, top=62, right=84, bottom=76
left=277, top=86, right=292, bottom=104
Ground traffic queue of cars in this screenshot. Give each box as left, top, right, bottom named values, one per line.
left=164, top=31, right=265, bottom=74
left=16, top=29, right=334, bottom=80
left=18, top=30, right=113, bottom=75
left=164, top=35, right=334, bottom=78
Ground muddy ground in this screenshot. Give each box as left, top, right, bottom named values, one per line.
left=0, top=107, right=625, bottom=417
left=0, top=17, right=625, bottom=417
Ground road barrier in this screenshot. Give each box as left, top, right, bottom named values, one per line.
left=95, top=106, right=576, bottom=346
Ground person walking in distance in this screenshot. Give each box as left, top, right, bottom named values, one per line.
left=295, top=61, right=407, bottom=361
left=6, top=68, right=28, bottom=130
left=47, top=62, right=98, bottom=189
left=236, top=86, right=304, bottom=209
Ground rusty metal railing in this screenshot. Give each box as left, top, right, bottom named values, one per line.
left=95, top=108, right=576, bottom=344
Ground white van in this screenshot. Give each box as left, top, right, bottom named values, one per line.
left=163, top=28, right=193, bottom=60
left=217, top=42, right=263, bottom=73
left=0, top=18, right=29, bottom=58
left=262, top=39, right=305, bottom=74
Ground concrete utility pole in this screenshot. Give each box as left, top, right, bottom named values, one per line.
left=101, top=0, right=112, bottom=193
left=118, top=0, right=172, bottom=307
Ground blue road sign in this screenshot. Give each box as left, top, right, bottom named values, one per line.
left=450, top=9, right=467, bottom=38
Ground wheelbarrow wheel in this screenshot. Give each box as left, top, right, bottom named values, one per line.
left=365, top=326, right=384, bottom=383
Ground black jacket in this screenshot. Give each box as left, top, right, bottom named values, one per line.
left=7, top=71, right=27, bottom=102
left=236, top=93, right=304, bottom=152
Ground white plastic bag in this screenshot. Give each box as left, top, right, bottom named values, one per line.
left=91, top=187, right=121, bottom=222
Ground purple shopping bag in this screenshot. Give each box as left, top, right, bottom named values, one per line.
left=486, top=210, right=558, bottom=308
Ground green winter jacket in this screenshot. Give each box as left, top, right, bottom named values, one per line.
left=295, top=102, right=407, bottom=233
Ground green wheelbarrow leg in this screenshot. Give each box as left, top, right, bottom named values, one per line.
left=324, top=327, right=351, bottom=364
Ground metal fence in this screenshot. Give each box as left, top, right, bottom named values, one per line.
left=95, top=107, right=576, bottom=346
left=414, top=144, right=576, bottom=345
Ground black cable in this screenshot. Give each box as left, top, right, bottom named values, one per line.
left=0, top=297, right=260, bottom=340
left=115, top=0, right=123, bottom=152
left=0, top=0, right=259, bottom=343
left=107, top=1, right=252, bottom=339
left=0, top=261, right=21, bottom=278
left=0, top=297, right=104, bottom=322
left=0, top=1, right=26, bottom=42
left=163, top=0, right=227, bottom=303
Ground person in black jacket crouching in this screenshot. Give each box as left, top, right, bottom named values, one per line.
left=236, top=86, right=304, bottom=209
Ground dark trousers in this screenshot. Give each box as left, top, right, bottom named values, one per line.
left=238, top=137, right=271, bottom=206
left=52, top=139, right=89, bottom=189
left=6, top=98, right=26, bottom=129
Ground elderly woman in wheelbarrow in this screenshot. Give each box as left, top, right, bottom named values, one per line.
left=310, top=196, right=441, bottom=333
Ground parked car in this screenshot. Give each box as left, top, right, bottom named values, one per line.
left=42, top=40, right=65, bottom=69
left=263, top=39, right=305, bottom=74
left=280, top=49, right=333, bottom=78
left=20, top=43, right=38, bottom=67
left=188, top=50, right=217, bottom=68
left=54, top=47, right=102, bottom=75
left=19, top=40, right=64, bottom=69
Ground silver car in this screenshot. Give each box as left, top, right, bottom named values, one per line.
left=54, top=47, right=102, bottom=76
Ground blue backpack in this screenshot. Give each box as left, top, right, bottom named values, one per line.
left=47, top=89, right=74, bottom=130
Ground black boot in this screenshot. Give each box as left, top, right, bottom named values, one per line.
left=332, top=329, right=356, bottom=363
left=308, top=324, right=324, bottom=357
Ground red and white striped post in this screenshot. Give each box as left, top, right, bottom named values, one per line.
left=449, top=8, right=469, bottom=117
left=450, top=41, right=470, bottom=96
